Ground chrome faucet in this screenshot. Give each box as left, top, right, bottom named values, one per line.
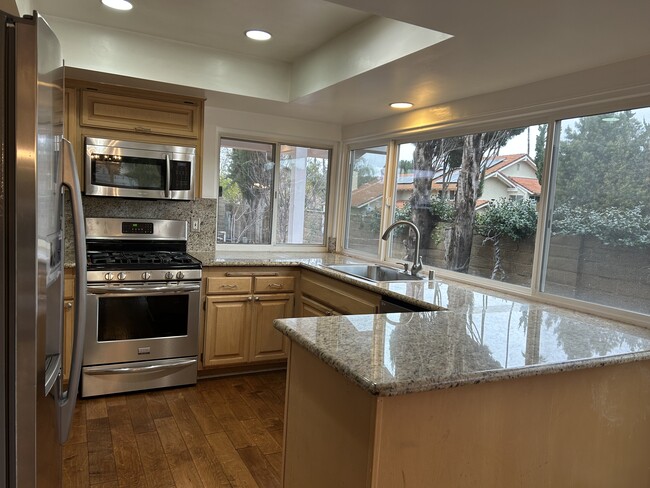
left=381, top=220, right=423, bottom=276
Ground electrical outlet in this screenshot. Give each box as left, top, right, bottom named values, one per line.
left=191, top=218, right=201, bottom=232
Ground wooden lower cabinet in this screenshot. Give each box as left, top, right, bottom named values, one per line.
left=250, top=293, right=293, bottom=362
left=300, top=295, right=340, bottom=317
left=203, top=295, right=252, bottom=367
left=300, top=270, right=380, bottom=316
left=201, top=269, right=296, bottom=368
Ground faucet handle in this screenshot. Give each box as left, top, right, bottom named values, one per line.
left=397, top=262, right=409, bottom=273
left=411, top=256, right=424, bottom=276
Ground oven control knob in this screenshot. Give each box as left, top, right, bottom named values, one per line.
left=141, top=272, right=151, bottom=280
left=104, top=272, right=114, bottom=281
left=165, top=271, right=174, bottom=280
left=176, top=271, right=185, bottom=280
left=117, top=272, right=126, bottom=281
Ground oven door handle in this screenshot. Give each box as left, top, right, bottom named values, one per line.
left=85, top=358, right=198, bottom=375
left=88, top=283, right=201, bottom=295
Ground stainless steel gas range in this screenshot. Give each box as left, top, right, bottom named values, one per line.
left=82, top=217, right=202, bottom=397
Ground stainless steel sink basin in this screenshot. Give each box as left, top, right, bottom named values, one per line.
left=326, top=264, right=425, bottom=282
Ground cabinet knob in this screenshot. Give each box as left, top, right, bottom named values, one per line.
left=254, top=296, right=260, bottom=301
left=248, top=296, right=253, bottom=301
left=65, top=302, right=73, bottom=310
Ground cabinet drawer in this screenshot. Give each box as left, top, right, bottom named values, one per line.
left=301, top=271, right=379, bottom=315
left=254, top=276, right=295, bottom=293
left=80, top=90, right=200, bottom=138
left=206, top=277, right=252, bottom=294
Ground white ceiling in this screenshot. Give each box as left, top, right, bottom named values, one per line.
left=30, top=0, right=650, bottom=126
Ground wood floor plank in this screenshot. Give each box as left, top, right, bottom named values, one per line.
left=241, top=418, right=281, bottom=455
left=220, top=381, right=256, bottom=421
left=89, top=482, right=119, bottom=488
left=267, top=428, right=283, bottom=450
left=67, top=401, right=87, bottom=445
left=202, top=388, right=238, bottom=423
left=265, top=452, right=283, bottom=479
left=145, top=391, right=173, bottom=420
left=155, top=416, right=205, bottom=488
left=188, top=400, right=224, bottom=435
left=104, top=395, right=126, bottom=407
left=86, top=416, right=118, bottom=485
left=126, top=394, right=156, bottom=434
left=85, top=398, right=108, bottom=420
left=88, top=449, right=118, bottom=486
left=87, top=418, right=113, bottom=453
left=207, top=432, right=260, bottom=488
left=237, top=446, right=280, bottom=488
left=180, top=387, right=203, bottom=405
left=166, top=394, right=231, bottom=487
left=256, top=389, right=285, bottom=418
left=135, top=431, right=175, bottom=488
left=63, top=442, right=89, bottom=488
left=107, top=404, right=147, bottom=488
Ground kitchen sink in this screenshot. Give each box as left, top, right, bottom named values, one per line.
left=326, top=264, right=425, bottom=282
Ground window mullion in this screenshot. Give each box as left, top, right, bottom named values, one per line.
left=270, top=142, right=280, bottom=246
left=380, top=140, right=399, bottom=261
left=531, top=120, right=558, bottom=295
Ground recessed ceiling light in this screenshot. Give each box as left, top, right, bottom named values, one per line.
left=245, top=30, right=272, bottom=41
left=101, top=0, right=133, bottom=10
left=390, top=102, right=413, bottom=109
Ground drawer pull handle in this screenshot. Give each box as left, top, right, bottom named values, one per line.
left=134, top=126, right=152, bottom=132
left=220, top=284, right=238, bottom=289
left=267, top=283, right=284, bottom=289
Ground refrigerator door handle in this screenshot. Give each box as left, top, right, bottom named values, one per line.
left=57, top=138, right=87, bottom=444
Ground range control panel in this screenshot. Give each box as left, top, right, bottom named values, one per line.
left=122, top=222, right=154, bottom=234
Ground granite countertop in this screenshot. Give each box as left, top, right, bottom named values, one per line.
left=196, top=251, right=650, bottom=396
left=275, top=304, right=650, bottom=396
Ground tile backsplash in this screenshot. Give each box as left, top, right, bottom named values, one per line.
left=65, top=196, right=217, bottom=263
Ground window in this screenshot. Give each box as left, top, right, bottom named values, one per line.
left=345, top=145, right=388, bottom=255
left=218, top=138, right=331, bottom=246
left=388, top=124, right=546, bottom=286
left=543, top=108, right=650, bottom=315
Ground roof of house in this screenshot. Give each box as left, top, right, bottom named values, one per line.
left=351, top=153, right=538, bottom=208
left=350, top=179, right=384, bottom=208
left=508, top=176, right=541, bottom=195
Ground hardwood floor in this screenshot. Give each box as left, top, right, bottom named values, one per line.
left=63, top=371, right=286, bottom=488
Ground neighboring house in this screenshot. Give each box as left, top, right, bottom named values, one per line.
left=351, top=154, right=541, bottom=213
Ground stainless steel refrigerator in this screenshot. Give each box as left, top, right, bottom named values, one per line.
left=0, top=11, right=86, bottom=487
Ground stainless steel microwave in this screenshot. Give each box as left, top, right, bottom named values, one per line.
left=84, top=137, right=196, bottom=200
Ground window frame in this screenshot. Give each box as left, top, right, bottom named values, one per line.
left=217, top=132, right=336, bottom=252
left=340, top=95, right=650, bottom=328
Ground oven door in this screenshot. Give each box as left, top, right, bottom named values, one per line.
left=84, top=281, right=200, bottom=366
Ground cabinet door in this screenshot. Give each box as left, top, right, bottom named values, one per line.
left=80, top=90, right=200, bottom=138
left=250, top=293, right=294, bottom=362
left=204, top=295, right=251, bottom=367
left=300, top=295, right=338, bottom=317
left=63, top=300, right=74, bottom=383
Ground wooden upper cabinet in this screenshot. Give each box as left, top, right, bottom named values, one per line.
left=80, top=89, right=201, bottom=139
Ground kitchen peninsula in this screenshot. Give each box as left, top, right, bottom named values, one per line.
left=261, top=259, right=650, bottom=488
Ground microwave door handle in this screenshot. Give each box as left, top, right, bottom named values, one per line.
left=58, top=138, right=87, bottom=444
left=165, top=153, right=171, bottom=198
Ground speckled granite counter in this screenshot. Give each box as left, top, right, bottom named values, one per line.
left=275, top=307, right=650, bottom=396
left=193, top=251, right=650, bottom=397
